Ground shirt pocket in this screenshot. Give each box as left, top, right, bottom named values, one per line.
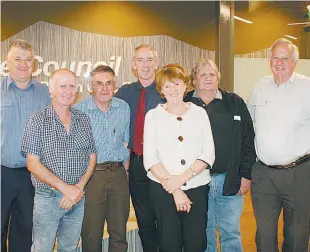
left=74, top=132, right=90, bottom=151
left=0, top=97, right=13, bottom=110
left=252, top=97, right=269, bottom=120
left=0, top=98, right=13, bottom=120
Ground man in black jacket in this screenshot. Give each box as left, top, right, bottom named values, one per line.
left=184, top=58, right=256, bottom=252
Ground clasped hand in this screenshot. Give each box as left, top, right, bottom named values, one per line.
left=172, top=189, right=192, bottom=213
left=59, top=184, right=84, bottom=210
left=162, top=175, right=185, bottom=194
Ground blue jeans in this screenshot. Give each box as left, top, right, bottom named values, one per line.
left=206, top=174, right=244, bottom=252
left=31, top=188, right=85, bottom=252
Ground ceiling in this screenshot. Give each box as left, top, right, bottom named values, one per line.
left=1, top=1, right=310, bottom=54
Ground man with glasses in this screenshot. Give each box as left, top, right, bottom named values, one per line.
left=76, top=65, right=130, bottom=252
left=1, top=39, right=51, bottom=252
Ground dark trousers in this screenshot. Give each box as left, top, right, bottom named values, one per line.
left=150, top=180, right=209, bottom=252
left=82, top=165, right=130, bottom=252
left=251, top=160, right=310, bottom=252
left=1, top=165, right=34, bottom=252
left=129, top=154, right=159, bottom=252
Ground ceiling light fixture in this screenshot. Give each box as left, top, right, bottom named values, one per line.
left=287, top=21, right=310, bottom=26
left=284, top=35, right=298, bottom=40
left=234, top=16, right=253, bottom=24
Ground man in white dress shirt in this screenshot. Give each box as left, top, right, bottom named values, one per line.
left=248, top=38, right=310, bottom=252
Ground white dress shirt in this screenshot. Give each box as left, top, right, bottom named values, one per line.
left=143, top=103, right=215, bottom=190
left=247, top=72, right=310, bottom=165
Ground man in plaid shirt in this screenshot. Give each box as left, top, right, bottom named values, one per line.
left=21, top=68, right=97, bottom=251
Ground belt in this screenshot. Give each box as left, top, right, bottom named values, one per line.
left=95, top=162, right=123, bottom=171
left=1, top=165, right=28, bottom=171
left=260, top=154, right=310, bottom=169
left=130, top=152, right=143, bottom=159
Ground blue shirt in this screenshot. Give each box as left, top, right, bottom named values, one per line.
left=75, top=96, right=130, bottom=163
left=21, top=104, right=97, bottom=189
left=1, top=75, right=51, bottom=168
left=115, top=81, right=163, bottom=149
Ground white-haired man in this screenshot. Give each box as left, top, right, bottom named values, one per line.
left=248, top=38, right=310, bottom=252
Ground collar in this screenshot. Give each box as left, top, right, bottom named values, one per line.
left=136, top=80, right=156, bottom=90
left=193, top=89, right=223, bottom=100
left=7, top=75, right=35, bottom=90
left=272, top=72, right=296, bottom=88
left=46, top=103, right=77, bottom=121
left=88, top=96, right=120, bottom=111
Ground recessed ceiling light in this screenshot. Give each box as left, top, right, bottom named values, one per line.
left=287, top=22, right=310, bottom=26
left=234, top=16, right=253, bottom=24
left=284, top=35, right=298, bottom=40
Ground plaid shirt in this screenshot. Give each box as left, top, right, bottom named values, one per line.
left=21, top=104, right=97, bottom=189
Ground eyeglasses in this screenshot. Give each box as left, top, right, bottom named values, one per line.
left=91, top=80, right=115, bottom=89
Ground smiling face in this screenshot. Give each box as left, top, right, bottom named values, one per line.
left=132, top=47, right=158, bottom=86
left=7, top=47, right=34, bottom=84
left=194, top=63, right=219, bottom=92
left=161, top=78, right=187, bottom=104
left=270, top=43, right=296, bottom=85
left=91, top=71, right=115, bottom=105
left=49, top=70, right=77, bottom=108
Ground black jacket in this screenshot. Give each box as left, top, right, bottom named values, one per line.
left=184, top=89, right=256, bottom=196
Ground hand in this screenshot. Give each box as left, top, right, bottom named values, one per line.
left=162, top=175, right=186, bottom=194
left=62, top=184, right=84, bottom=204
left=75, top=182, right=85, bottom=192
left=238, top=178, right=251, bottom=195
left=59, top=196, right=74, bottom=210
left=172, top=189, right=192, bottom=213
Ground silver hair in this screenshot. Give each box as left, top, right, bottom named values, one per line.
left=269, top=38, right=299, bottom=63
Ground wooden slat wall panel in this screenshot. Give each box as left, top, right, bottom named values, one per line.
left=1, top=21, right=214, bottom=102
left=235, top=48, right=270, bottom=58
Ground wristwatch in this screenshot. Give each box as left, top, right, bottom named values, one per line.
left=189, top=167, right=196, bottom=177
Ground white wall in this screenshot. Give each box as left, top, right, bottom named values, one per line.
left=234, top=58, right=310, bottom=101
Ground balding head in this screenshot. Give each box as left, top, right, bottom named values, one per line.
left=49, top=68, right=78, bottom=108
left=49, top=68, right=77, bottom=89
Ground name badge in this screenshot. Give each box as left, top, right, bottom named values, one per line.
left=234, top=115, right=241, bottom=121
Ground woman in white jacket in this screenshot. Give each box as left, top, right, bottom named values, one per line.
left=143, top=64, right=215, bottom=252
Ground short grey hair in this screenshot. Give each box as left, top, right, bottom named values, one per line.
left=8, top=39, right=33, bottom=54
left=190, top=58, right=221, bottom=85
left=90, top=65, right=115, bottom=77
left=134, top=44, right=158, bottom=61
left=269, top=38, right=299, bottom=63
left=132, top=44, right=158, bottom=77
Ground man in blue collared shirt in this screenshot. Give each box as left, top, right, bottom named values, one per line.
left=76, top=65, right=131, bottom=252
left=1, top=39, right=51, bottom=252
left=115, top=45, right=163, bottom=252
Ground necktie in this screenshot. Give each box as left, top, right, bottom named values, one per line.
left=133, top=88, right=146, bottom=156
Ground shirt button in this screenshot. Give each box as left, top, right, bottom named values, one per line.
left=177, top=117, right=182, bottom=121
left=178, top=136, right=183, bottom=142
left=181, top=159, right=186, bottom=165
